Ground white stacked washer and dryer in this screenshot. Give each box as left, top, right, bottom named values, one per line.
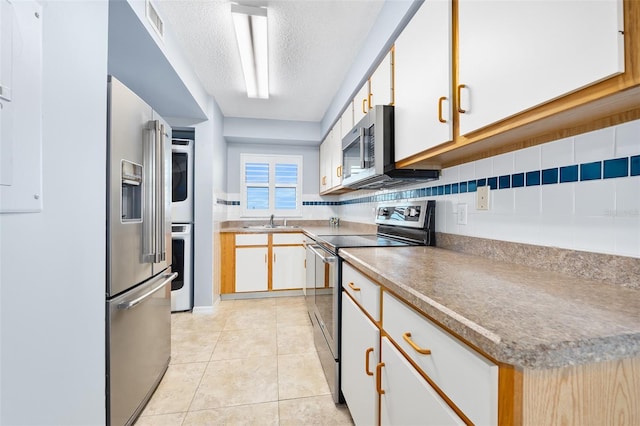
left=171, top=136, right=194, bottom=312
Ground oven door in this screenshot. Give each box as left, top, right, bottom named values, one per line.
left=310, top=244, right=337, bottom=354
left=171, top=139, right=193, bottom=223
left=171, top=224, right=193, bottom=312
left=307, top=243, right=341, bottom=402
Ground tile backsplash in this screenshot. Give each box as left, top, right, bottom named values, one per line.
left=220, top=119, right=639, bottom=258
left=338, top=119, right=640, bottom=258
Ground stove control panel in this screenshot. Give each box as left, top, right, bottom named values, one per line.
left=375, top=201, right=432, bottom=229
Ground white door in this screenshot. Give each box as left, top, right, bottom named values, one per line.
left=457, top=0, right=624, bottom=135
left=369, top=50, right=393, bottom=107
left=394, top=0, right=452, bottom=162
left=354, top=81, right=371, bottom=123
left=341, top=293, right=379, bottom=426
left=235, top=247, right=268, bottom=292
left=272, top=245, right=305, bottom=290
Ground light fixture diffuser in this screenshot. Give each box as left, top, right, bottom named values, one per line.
left=231, top=3, right=269, bottom=99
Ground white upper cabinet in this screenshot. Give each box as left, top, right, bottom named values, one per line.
left=457, top=0, right=625, bottom=136
left=354, top=80, right=371, bottom=124
left=369, top=49, right=394, bottom=107
left=330, top=121, right=342, bottom=188
left=340, top=100, right=354, bottom=140
left=394, top=0, right=453, bottom=162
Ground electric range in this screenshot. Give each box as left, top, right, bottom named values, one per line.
left=306, top=200, right=436, bottom=403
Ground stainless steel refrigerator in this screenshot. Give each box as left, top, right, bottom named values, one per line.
left=106, top=76, right=177, bottom=426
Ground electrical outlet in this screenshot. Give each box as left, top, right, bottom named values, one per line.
left=477, top=186, right=489, bottom=210
left=457, top=203, right=468, bottom=225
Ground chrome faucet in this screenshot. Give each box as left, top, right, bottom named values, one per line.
left=269, top=214, right=275, bottom=228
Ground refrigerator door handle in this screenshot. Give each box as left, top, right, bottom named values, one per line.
left=142, top=121, right=158, bottom=263
left=155, top=121, right=166, bottom=262
left=117, top=272, right=178, bottom=310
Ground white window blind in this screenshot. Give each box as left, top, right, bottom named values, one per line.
left=241, top=154, right=303, bottom=217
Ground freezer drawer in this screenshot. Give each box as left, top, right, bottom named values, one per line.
left=107, top=271, right=176, bottom=426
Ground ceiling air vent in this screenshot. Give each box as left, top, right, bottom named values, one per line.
left=145, top=0, right=164, bottom=40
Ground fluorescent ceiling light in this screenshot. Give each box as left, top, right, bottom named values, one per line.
left=231, top=3, right=269, bottom=99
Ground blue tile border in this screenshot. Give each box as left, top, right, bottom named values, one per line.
left=542, top=168, right=558, bottom=185
left=560, top=165, right=578, bottom=183
left=632, top=155, right=640, bottom=176
left=512, top=173, right=524, bottom=188
left=581, top=161, right=602, bottom=181
left=224, top=154, right=639, bottom=207
left=603, top=157, right=628, bottom=179
left=526, top=171, right=540, bottom=186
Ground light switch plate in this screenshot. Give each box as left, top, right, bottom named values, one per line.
left=457, top=203, right=468, bottom=225
left=477, top=186, right=489, bottom=210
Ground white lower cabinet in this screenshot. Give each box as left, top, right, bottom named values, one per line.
left=341, top=293, right=379, bottom=426
left=235, top=246, right=268, bottom=292
left=340, top=261, right=498, bottom=425
left=383, top=292, right=498, bottom=425
left=272, top=245, right=305, bottom=290
left=379, top=337, right=464, bottom=426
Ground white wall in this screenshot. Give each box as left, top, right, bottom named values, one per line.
left=193, top=99, right=225, bottom=308
left=339, top=119, right=640, bottom=258
left=0, top=1, right=109, bottom=424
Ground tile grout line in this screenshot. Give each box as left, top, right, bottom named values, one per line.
left=179, top=309, right=228, bottom=425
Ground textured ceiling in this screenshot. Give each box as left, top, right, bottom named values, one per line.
left=154, top=0, right=385, bottom=122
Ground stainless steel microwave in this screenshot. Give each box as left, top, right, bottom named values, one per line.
left=341, top=105, right=439, bottom=190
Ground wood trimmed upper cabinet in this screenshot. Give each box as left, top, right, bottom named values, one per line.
left=394, top=0, right=453, bottom=163
left=354, top=81, right=371, bottom=124
left=397, top=0, right=640, bottom=170
left=369, top=49, right=394, bottom=108
left=456, top=0, right=624, bottom=136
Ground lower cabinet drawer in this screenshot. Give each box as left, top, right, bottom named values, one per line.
left=342, top=262, right=380, bottom=320
left=383, top=292, right=498, bottom=425
left=380, top=337, right=465, bottom=426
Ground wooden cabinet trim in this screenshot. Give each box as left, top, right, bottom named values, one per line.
left=220, top=233, right=236, bottom=294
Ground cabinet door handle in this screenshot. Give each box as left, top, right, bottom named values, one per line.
left=438, top=96, right=447, bottom=123
left=264, top=254, right=267, bottom=263
left=336, top=165, right=342, bottom=178
left=362, top=98, right=368, bottom=114
left=365, top=347, right=374, bottom=376
left=368, top=92, right=373, bottom=110
left=403, top=332, right=432, bottom=355
left=457, top=84, right=468, bottom=114
left=274, top=253, right=276, bottom=262
left=348, top=282, right=361, bottom=291
left=376, top=362, right=385, bottom=395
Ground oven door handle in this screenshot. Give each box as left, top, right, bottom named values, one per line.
left=308, top=244, right=336, bottom=264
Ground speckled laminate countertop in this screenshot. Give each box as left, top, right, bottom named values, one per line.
left=339, top=246, right=640, bottom=370
left=220, top=221, right=376, bottom=237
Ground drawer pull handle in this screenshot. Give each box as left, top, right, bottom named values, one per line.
left=376, top=362, right=385, bottom=395
left=365, top=347, right=374, bottom=376
left=403, top=332, right=432, bottom=355
left=348, top=282, right=361, bottom=291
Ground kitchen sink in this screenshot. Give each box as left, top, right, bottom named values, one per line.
left=243, top=225, right=300, bottom=229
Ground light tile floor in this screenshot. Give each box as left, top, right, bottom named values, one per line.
left=135, top=296, right=354, bottom=425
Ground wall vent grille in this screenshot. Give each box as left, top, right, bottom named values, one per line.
left=146, top=0, right=164, bottom=40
